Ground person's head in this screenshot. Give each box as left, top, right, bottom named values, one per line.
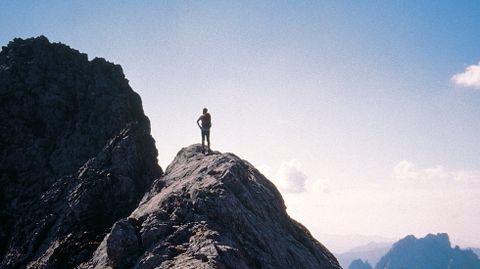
left=203, top=108, right=208, bottom=114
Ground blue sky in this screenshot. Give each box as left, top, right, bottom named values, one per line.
left=2, top=1, right=480, bottom=251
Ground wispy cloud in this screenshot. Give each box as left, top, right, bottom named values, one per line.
left=276, top=159, right=308, bottom=193
left=393, top=160, right=480, bottom=183
left=451, top=62, right=480, bottom=89
left=393, top=160, right=420, bottom=180
left=259, top=160, right=331, bottom=194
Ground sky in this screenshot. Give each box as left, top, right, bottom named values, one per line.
left=1, top=1, right=480, bottom=253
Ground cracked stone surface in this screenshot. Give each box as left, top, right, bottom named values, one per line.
left=81, top=145, right=341, bottom=269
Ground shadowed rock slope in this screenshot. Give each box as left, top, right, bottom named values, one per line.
left=81, top=145, right=341, bottom=269
left=0, top=36, right=162, bottom=268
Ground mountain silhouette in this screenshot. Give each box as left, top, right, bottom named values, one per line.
left=375, top=233, right=480, bottom=269
left=349, top=259, right=373, bottom=269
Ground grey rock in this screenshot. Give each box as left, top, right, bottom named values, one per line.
left=83, top=145, right=341, bottom=269
left=87, top=218, right=141, bottom=269
left=0, top=36, right=162, bottom=268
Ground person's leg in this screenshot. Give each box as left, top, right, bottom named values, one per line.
left=201, top=130, right=205, bottom=150
left=206, top=131, right=210, bottom=151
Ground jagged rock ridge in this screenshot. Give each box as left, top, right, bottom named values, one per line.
left=0, top=36, right=162, bottom=268
left=81, top=145, right=341, bottom=269
left=0, top=36, right=340, bottom=269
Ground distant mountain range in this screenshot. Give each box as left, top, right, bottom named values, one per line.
left=319, top=233, right=394, bottom=254
left=341, top=233, right=480, bottom=269
left=336, top=241, right=392, bottom=268
left=348, top=259, right=373, bottom=269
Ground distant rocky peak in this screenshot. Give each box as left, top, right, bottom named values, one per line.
left=375, top=233, right=480, bottom=269
left=349, top=259, right=373, bottom=269
left=394, top=233, right=451, bottom=250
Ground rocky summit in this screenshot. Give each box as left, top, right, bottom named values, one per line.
left=0, top=37, right=340, bottom=269
left=80, top=145, right=341, bottom=269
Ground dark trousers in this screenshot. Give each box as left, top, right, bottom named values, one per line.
left=201, top=128, right=210, bottom=149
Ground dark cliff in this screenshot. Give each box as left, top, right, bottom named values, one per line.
left=0, top=36, right=162, bottom=268
left=0, top=37, right=340, bottom=269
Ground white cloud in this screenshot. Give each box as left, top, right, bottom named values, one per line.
left=269, top=159, right=332, bottom=194
left=308, top=177, right=332, bottom=193
left=393, top=160, right=480, bottom=184
left=451, top=62, right=480, bottom=89
left=424, top=165, right=449, bottom=180
left=453, top=170, right=480, bottom=183
left=393, top=160, right=419, bottom=180
left=275, top=159, right=308, bottom=193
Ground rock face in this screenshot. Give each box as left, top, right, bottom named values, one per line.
left=81, top=145, right=341, bottom=269
left=1, top=36, right=340, bottom=269
left=0, top=37, right=162, bottom=268
left=375, top=233, right=480, bottom=269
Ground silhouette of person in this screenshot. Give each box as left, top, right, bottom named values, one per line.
left=197, top=108, right=211, bottom=153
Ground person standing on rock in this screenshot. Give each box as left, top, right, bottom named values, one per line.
left=197, top=108, right=211, bottom=153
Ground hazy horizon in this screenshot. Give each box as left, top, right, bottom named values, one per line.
left=2, top=1, right=479, bottom=250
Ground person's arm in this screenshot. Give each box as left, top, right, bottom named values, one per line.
left=197, top=116, right=202, bottom=128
